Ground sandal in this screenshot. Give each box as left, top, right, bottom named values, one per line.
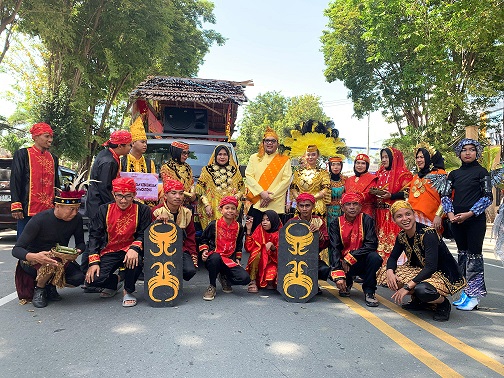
left=122, top=293, right=137, bottom=307
left=247, top=281, right=258, bottom=293
left=100, top=281, right=123, bottom=298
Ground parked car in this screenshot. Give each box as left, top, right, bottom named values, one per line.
left=0, top=158, right=88, bottom=231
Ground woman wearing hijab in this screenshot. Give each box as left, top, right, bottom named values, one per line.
left=408, top=144, right=447, bottom=231
left=327, top=156, right=347, bottom=228
left=160, top=141, right=195, bottom=203
left=441, top=138, right=492, bottom=311
left=373, top=147, right=413, bottom=264
left=344, top=154, right=377, bottom=218
left=244, top=210, right=282, bottom=293
left=196, top=145, right=244, bottom=230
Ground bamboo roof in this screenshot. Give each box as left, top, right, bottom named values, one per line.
left=130, top=76, right=251, bottom=104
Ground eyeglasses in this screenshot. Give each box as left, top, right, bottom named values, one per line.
left=263, top=139, right=277, bottom=144
left=114, top=193, right=134, bottom=201
left=181, top=151, right=190, bottom=156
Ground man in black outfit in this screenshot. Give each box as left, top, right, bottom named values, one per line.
left=12, top=190, right=86, bottom=308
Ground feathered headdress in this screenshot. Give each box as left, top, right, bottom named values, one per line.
left=283, top=120, right=346, bottom=159
left=55, top=169, right=96, bottom=205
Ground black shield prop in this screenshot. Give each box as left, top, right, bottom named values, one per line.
left=277, top=219, right=319, bottom=303
left=143, top=221, right=184, bottom=307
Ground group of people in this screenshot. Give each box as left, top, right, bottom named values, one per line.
left=10, top=120, right=492, bottom=322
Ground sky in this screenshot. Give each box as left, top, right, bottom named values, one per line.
left=197, top=0, right=398, bottom=149
left=0, top=0, right=398, bottom=150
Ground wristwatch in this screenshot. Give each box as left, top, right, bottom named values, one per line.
left=403, top=283, right=411, bottom=291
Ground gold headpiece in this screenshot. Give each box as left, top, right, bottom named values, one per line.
left=390, top=200, right=412, bottom=216
left=284, top=129, right=345, bottom=159
left=258, top=126, right=279, bottom=157
left=130, top=116, right=147, bottom=142
left=414, top=142, right=436, bottom=158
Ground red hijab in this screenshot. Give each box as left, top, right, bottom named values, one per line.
left=376, top=147, right=412, bottom=193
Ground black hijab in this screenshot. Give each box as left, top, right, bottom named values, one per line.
left=171, top=145, right=183, bottom=163
left=213, top=145, right=230, bottom=166
left=353, top=161, right=369, bottom=177
left=417, top=148, right=445, bottom=178
left=330, top=161, right=344, bottom=182
left=263, top=210, right=281, bottom=233
left=380, top=148, right=393, bottom=171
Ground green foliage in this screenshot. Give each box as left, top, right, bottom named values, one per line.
left=8, top=0, right=224, bottom=166
left=235, top=92, right=332, bottom=164
left=321, top=0, right=504, bottom=140
left=480, top=146, right=501, bottom=172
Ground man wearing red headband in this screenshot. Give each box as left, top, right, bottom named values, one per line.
left=85, top=177, right=151, bottom=307
left=289, top=192, right=331, bottom=293
left=200, top=195, right=250, bottom=300
left=329, top=192, right=382, bottom=307
left=344, top=153, right=377, bottom=217
left=10, top=122, right=60, bottom=239
left=85, top=129, right=132, bottom=220
left=151, top=179, right=197, bottom=281
left=12, top=187, right=86, bottom=308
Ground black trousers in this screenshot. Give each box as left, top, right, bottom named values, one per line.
left=345, top=252, right=382, bottom=294
left=413, top=282, right=441, bottom=303
left=450, top=213, right=486, bottom=256
left=183, top=251, right=197, bottom=281
left=319, top=259, right=331, bottom=281
left=86, top=251, right=142, bottom=293
left=21, top=260, right=84, bottom=287
left=205, top=253, right=251, bottom=287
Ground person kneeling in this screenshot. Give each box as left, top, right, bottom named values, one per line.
left=200, top=196, right=250, bottom=301
left=378, top=201, right=466, bottom=321
left=329, top=192, right=382, bottom=307
left=85, top=177, right=152, bottom=307
left=12, top=188, right=86, bottom=308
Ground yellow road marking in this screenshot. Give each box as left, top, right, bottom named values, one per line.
left=355, top=285, right=504, bottom=376
left=321, top=283, right=463, bottom=378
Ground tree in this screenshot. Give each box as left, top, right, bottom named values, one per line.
left=235, top=91, right=289, bottom=163
left=12, top=0, right=224, bottom=167
left=235, top=92, right=333, bottom=164
left=321, top=0, right=504, bottom=144
left=0, top=0, right=22, bottom=64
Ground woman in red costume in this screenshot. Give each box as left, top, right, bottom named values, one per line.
left=244, top=210, right=282, bottom=293
left=373, top=147, right=413, bottom=263
left=344, top=154, right=376, bottom=218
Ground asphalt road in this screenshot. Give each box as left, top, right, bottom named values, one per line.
left=0, top=228, right=503, bottom=378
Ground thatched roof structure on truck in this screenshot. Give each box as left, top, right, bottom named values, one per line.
left=129, top=76, right=253, bottom=137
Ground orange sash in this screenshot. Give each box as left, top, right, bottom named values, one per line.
left=246, top=154, right=289, bottom=204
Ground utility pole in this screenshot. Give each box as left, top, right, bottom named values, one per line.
left=367, top=113, right=370, bottom=156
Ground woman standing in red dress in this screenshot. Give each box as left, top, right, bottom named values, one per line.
left=344, top=154, right=376, bottom=218
left=373, top=147, right=412, bottom=264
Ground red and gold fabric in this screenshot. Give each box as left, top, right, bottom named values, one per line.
left=339, top=213, right=364, bottom=266
left=245, top=226, right=280, bottom=288
left=202, top=217, right=242, bottom=268
left=93, top=203, right=141, bottom=263
left=13, top=146, right=56, bottom=215
left=344, top=172, right=376, bottom=218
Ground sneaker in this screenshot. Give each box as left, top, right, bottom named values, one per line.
left=354, top=275, right=364, bottom=283
left=217, top=273, right=233, bottom=293
left=433, top=297, right=451, bottom=321
left=452, top=291, right=467, bottom=306
left=364, top=292, right=379, bottom=307
left=45, top=285, right=62, bottom=301
left=456, top=296, right=479, bottom=311
left=203, top=285, right=216, bottom=301
left=402, top=296, right=426, bottom=311
left=32, top=287, right=48, bottom=308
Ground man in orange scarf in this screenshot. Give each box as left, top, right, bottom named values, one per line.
left=329, top=192, right=382, bottom=307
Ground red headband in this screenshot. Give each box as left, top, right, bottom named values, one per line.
left=329, top=156, right=343, bottom=163
left=112, top=177, right=136, bottom=193
left=30, top=123, right=53, bottom=137
left=354, top=154, right=370, bottom=164
left=163, top=179, right=184, bottom=192
left=104, top=130, right=132, bottom=146
left=172, top=141, right=189, bottom=150
left=341, top=192, right=363, bottom=205
left=296, top=192, right=316, bottom=204
left=219, top=196, right=238, bottom=208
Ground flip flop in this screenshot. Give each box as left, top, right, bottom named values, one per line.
left=100, top=281, right=124, bottom=298
left=122, top=293, right=137, bottom=307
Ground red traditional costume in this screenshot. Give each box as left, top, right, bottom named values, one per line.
left=344, top=154, right=376, bottom=218
left=245, top=210, right=282, bottom=288
left=374, top=147, right=413, bottom=263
